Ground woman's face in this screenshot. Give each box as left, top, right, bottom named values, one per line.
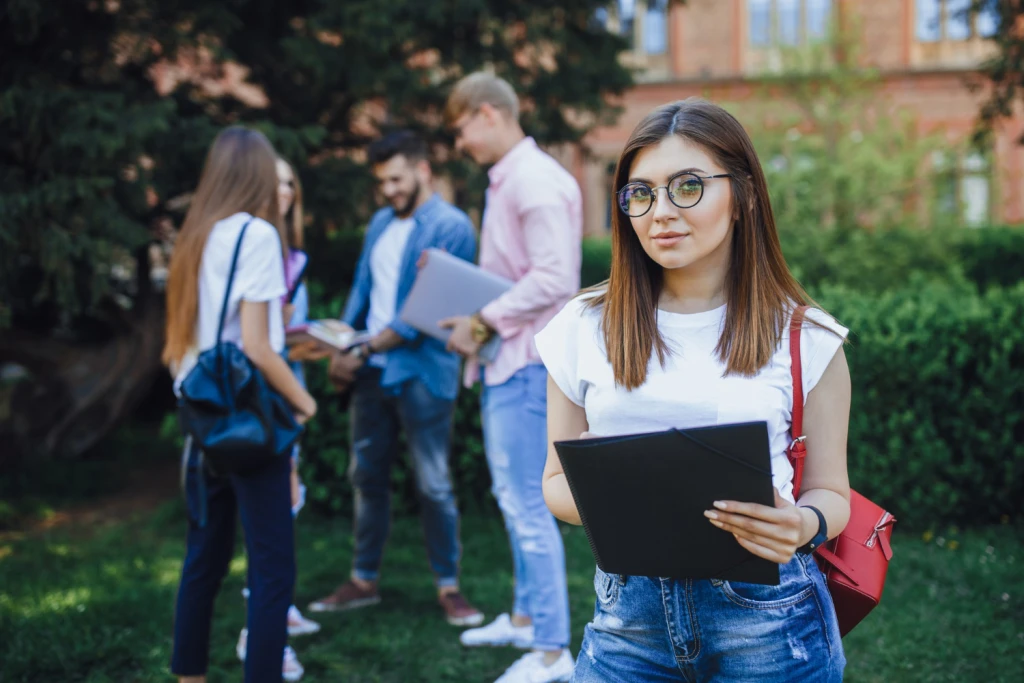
left=625, top=135, right=734, bottom=273
left=276, top=159, right=295, bottom=219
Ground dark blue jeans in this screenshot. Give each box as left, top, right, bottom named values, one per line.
left=171, top=439, right=295, bottom=682
left=349, top=368, right=461, bottom=586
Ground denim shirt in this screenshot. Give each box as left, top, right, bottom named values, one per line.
left=341, top=193, right=477, bottom=400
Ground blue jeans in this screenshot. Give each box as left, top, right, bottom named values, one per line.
left=349, top=368, right=461, bottom=586
left=172, top=441, right=295, bottom=682
left=573, top=555, right=846, bottom=682
left=482, top=364, right=571, bottom=651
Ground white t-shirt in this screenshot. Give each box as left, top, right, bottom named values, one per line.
left=175, top=212, right=287, bottom=387
left=366, top=216, right=415, bottom=366
left=534, top=294, right=848, bottom=503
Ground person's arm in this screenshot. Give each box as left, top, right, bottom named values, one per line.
left=479, top=203, right=578, bottom=338
left=241, top=299, right=316, bottom=423
left=384, top=215, right=478, bottom=349
left=704, top=348, right=852, bottom=563
left=543, top=374, right=590, bottom=525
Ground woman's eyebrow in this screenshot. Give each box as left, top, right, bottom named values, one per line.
left=627, top=167, right=708, bottom=184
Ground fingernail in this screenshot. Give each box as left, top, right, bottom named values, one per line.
left=704, top=510, right=718, bottom=520
left=713, top=501, right=728, bottom=510
left=710, top=519, right=723, bottom=528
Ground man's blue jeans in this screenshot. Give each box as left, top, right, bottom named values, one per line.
left=349, top=368, right=461, bottom=587
left=481, top=364, right=571, bottom=650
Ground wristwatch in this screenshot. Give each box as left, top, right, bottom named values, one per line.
left=470, top=312, right=495, bottom=345
left=352, top=341, right=374, bottom=360
left=796, top=505, right=828, bottom=555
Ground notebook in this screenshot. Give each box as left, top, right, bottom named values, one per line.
left=554, top=421, right=780, bottom=585
left=399, top=248, right=513, bottom=363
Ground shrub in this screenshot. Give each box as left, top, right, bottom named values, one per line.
left=817, top=279, right=1024, bottom=529
left=298, top=278, right=1024, bottom=530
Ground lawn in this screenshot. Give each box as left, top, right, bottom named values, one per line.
left=1, top=496, right=1022, bottom=683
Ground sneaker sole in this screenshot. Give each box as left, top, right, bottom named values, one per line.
left=288, top=622, right=322, bottom=637
left=307, top=595, right=382, bottom=613
left=447, top=612, right=486, bottom=627
left=460, top=636, right=534, bottom=650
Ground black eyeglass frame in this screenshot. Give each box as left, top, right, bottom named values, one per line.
left=617, top=172, right=733, bottom=217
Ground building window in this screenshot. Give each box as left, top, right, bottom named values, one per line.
left=916, top=0, right=1000, bottom=42
left=934, top=150, right=991, bottom=227
left=806, top=0, right=832, bottom=39
left=750, top=0, right=772, bottom=46
left=595, top=1, right=669, bottom=56
left=643, top=0, right=669, bottom=55
left=748, top=0, right=833, bottom=47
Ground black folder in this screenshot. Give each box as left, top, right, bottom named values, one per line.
left=554, top=421, right=780, bottom=585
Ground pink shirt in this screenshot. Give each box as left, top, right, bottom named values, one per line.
left=466, top=137, right=583, bottom=388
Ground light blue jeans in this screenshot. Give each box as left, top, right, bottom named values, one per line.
left=573, top=554, right=846, bottom=681
left=481, top=364, right=571, bottom=651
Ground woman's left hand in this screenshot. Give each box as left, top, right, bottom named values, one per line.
left=704, top=489, right=814, bottom=564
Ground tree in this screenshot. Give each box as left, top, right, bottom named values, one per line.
left=0, top=1, right=637, bottom=463
left=971, top=0, right=1024, bottom=143
left=731, top=22, right=951, bottom=234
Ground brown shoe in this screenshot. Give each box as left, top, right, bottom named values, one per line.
left=307, top=580, right=381, bottom=613
left=439, top=590, right=485, bottom=627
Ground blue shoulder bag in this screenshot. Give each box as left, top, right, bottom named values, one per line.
left=177, top=219, right=303, bottom=475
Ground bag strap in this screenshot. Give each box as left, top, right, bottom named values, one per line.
left=788, top=305, right=809, bottom=500
left=286, top=256, right=308, bottom=304
left=214, top=217, right=254, bottom=347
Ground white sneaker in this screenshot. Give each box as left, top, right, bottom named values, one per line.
left=235, top=629, right=305, bottom=682
left=283, top=646, right=305, bottom=682
left=494, top=650, right=574, bottom=683
left=288, top=605, right=321, bottom=637
left=460, top=613, right=534, bottom=649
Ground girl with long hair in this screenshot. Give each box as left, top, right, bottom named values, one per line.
left=164, top=127, right=317, bottom=683
left=535, top=99, right=850, bottom=681
left=232, top=157, right=320, bottom=681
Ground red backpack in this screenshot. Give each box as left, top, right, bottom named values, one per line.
left=788, top=306, right=896, bottom=637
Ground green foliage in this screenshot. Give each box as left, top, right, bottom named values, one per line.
left=1, top=0, right=635, bottom=332
left=820, top=280, right=1024, bottom=529
left=295, top=226, right=1024, bottom=529
left=728, top=20, right=958, bottom=233
left=970, top=0, right=1024, bottom=144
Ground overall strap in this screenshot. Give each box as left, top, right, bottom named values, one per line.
left=789, top=305, right=809, bottom=499
left=215, top=218, right=254, bottom=346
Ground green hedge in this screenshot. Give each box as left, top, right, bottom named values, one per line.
left=297, top=226, right=1023, bottom=529
left=820, top=280, right=1024, bottom=528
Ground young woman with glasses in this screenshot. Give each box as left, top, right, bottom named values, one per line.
left=534, top=99, right=850, bottom=682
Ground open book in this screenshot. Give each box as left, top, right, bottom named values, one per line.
left=285, top=320, right=372, bottom=352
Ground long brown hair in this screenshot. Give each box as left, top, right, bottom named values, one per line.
left=590, top=98, right=824, bottom=390
left=163, top=126, right=283, bottom=366
left=278, top=157, right=304, bottom=250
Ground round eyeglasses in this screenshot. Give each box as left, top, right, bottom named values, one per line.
left=617, top=172, right=732, bottom=217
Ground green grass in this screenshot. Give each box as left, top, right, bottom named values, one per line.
left=1, top=502, right=1022, bottom=682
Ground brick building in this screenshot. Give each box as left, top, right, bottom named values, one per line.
left=571, top=0, right=1024, bottom=235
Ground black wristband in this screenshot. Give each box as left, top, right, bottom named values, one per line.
left=797, top=505, right=828, bottom=555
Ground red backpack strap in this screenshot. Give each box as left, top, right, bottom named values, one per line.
left=789, top=306, right=809, bottom=500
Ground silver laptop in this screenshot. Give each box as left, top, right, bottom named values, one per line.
left=399, top=248, right=512, bottom=363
